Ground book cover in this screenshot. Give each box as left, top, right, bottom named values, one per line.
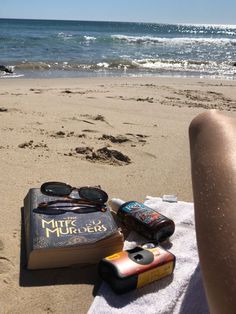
left=23, top=188, right=124, bottom=269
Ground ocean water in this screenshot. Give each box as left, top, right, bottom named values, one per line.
left=0, top=18, right=236, bottom=79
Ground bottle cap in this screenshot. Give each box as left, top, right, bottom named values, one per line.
left=162, top=195, right=178, bottom=203
left=110, top=198, right=125, bottom=212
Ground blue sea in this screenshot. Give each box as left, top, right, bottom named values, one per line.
left=1, top=18, right=236, bottom=79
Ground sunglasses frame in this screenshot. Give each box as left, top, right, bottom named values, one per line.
left=40, top=181, right=108, bottom=204
left=34, top=201, right=107, bottom=215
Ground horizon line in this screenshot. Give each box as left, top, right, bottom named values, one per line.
left=0, top=17, right=236, bottom=27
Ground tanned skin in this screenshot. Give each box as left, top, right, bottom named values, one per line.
left=189, top=110, right=236, bottom=314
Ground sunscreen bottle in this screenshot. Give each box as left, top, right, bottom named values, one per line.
left=111, top=199, right=175, bottom=242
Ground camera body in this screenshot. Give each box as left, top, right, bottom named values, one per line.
left=98, top=244, right=175, bottom=294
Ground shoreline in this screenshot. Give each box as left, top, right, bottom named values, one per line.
left=1, top=71, right=236, bottom=81
left=0, top=76, right=236, bottom=313
left=2, top=74, right=236, bottom=83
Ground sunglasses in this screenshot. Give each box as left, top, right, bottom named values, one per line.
left=34, top=181, right=108, bottom=215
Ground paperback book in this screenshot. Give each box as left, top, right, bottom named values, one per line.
left=23, top=188, right=124, bottom=269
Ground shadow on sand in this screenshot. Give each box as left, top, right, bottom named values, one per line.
left=19, top=208, right=101, bottom=296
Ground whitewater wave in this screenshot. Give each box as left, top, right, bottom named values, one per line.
left=11, top=59, right=236, bottom=73
left=56, top=33, right=97, bottom=43
left=57, top=32, right=73, bottom=40
left=2, top=59, right=235, bottom=79
left=131, top=59, right=235, bottom=73
left=0, top=72, right=24, bottom=78
left=84, top=36, right=96, bottom=41
left=111, top=34, right=236, bottom=45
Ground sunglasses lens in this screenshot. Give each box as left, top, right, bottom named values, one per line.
left=79, top=187, right=108, bottom=203
left=41, top=182, right=71, bottom=196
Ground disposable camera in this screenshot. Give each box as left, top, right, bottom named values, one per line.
left=98, top=243, right=175, bottom=294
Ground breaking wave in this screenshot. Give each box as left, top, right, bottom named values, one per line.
left=12, top=59, right=236, bottom=75
left=111, top=35, right=236, bottom=46
left=1, top=19, right=235, bottom=79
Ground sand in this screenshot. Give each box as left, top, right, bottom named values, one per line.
left=0, top=76, right=236, bottom=313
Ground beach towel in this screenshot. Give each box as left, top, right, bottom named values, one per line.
left=88, top=196, right=209, bottom=314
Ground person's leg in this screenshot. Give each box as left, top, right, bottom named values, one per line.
left=189, top=110, right=236, bottom=314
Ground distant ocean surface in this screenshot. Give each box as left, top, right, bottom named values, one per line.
left=1, top=18, right=236, bottom=79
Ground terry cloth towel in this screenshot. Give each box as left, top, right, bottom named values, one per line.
left=88, top=196, right=209, bottom=314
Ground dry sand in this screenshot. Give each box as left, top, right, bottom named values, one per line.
left=0, top=76, right=236, bottom=313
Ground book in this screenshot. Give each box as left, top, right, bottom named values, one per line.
left=23, top=188, right=124, bottom=270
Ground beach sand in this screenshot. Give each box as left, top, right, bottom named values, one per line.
left=0, top=76, right=235, bottom=313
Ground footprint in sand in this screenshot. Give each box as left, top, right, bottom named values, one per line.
left=0, top=239, right=14, bottom=274
left=0, top=239, right=4, bottom=250
left=29, top=88, right=43, bottom=94
left=99, top=134, right=130, bottom=143
left=0, top=257, right=14, bottom=274
left=18, top=140, right=48, bottom=150
left=73, top=146, right=131, bottom=166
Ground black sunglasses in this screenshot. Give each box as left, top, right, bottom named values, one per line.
left=34, top=181, right=108, bottom=214
left=41, top=181, right=108, bottom=203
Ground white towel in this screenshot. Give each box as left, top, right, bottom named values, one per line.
left=88, top=197, right=209, bottom=314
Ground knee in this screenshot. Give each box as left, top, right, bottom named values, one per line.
left=189, top=110, right=223, bottom=139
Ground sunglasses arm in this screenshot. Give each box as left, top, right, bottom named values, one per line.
left=38, top=199, right=104, bottom=208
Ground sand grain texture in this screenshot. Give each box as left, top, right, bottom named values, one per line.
left=0, top=76, right=236, bottom=313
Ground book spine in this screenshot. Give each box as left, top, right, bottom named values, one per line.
left=23, top=190, right=32, bottom=261
left=24, top=188, right=39, bottom=259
